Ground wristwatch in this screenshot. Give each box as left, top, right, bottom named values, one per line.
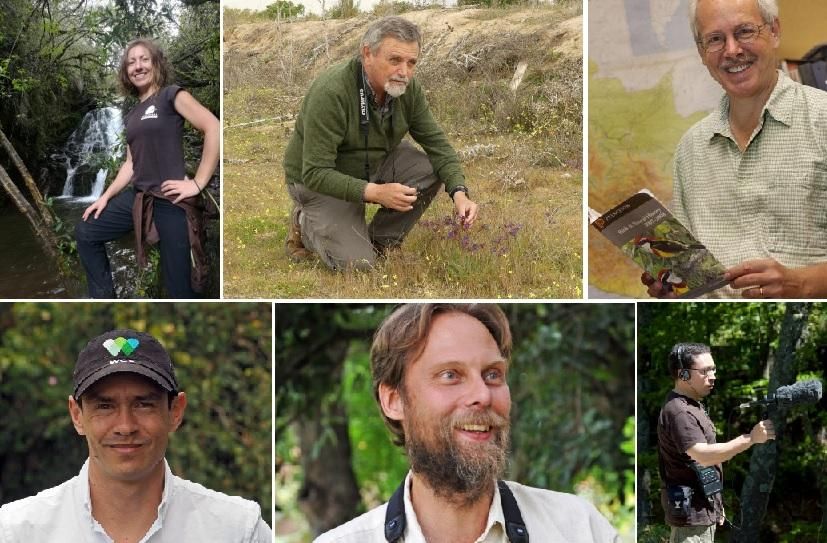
left=449, top=185, right=469, bottom=200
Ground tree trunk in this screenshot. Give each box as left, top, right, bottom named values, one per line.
left=296, top=340, right=361, bottom=537
left=0, top=164, right=62, bottom=265
left=0, top=124, right=54, bottom=227
left=734, top=302, right=811, bottom=542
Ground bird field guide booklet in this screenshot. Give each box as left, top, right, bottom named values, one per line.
left=589, top=190, right=728, bottom=298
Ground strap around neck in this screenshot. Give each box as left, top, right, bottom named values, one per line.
left=383, top=478, right=529, bottom=543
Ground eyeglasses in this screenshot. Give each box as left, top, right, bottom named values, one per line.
left=689, top=367, right=717, bottom=377
left=697, top=23, right=768, bottom=53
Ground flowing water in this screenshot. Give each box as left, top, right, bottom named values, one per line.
left=55, top=106, right=123, bottom=201
left=1, top=106, right=139, bottom=298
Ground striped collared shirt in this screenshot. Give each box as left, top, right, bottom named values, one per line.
left=672, top=71, right=827, bottom=298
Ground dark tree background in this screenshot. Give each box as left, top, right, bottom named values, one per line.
left=275, top=303, right=636, bottom=542
left=637, top=302, right=827, bottom=543
left=0, top=302, right=272, bottom=521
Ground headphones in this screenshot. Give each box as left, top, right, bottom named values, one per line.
left=676, top=345, right=691, bottom=381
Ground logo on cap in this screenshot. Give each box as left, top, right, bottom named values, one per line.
left=103, top=337, right=140, bottom=356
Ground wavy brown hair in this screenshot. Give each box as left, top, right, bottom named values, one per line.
left=371, top=304, right=512, bottom=447
left=117, top=38, right=172, bottom=97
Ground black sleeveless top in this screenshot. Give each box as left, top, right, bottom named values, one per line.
left=125, top=85, right=186, bottom=192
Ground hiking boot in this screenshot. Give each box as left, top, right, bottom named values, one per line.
left=286, top=207, right=313, bottom=262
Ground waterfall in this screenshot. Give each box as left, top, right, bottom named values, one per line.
left=57, top=106, right=123, bottom=200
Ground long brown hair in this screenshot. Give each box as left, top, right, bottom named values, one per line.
left=117, top=38, right=172, bottom=97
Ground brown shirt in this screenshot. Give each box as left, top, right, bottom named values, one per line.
left=657, top=391, right=724, bottom=526
left=126, top=85, right=186, bottom=192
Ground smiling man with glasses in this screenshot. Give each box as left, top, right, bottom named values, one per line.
left=657, top=342, right=775, bottom=543
left=644, top=0, right=827, bottom=299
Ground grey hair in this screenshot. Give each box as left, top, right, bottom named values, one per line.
left=688, top=0, right=778, bottom=41
left=360, top=16, right=421, bottom=55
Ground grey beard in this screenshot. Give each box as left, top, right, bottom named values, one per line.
left=405, top=416, right=510, bottom=508
left=385, top=81, right=407, bottom=98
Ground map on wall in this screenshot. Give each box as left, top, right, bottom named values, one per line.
left=588, top=0, right=724, bottom=297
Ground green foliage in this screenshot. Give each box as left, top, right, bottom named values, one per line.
left=265, top=0, right=305, bottom=19
left=506, top=304, right=635, bottom=540
left=133, top=247, right=163, bottom=299
left=638, top=524, right=670, bottom=543
left=275, top=304, right=386, bottom=436
left=325, top=0, right=359, bottom=19
left=778, top=521, right=826, bottom=543
left=42, top=197, right=82, bottom=290
left=0, top=0, right=108, bottom=194
left=637, top=302, right=827, bottom=541
left=343, top=346, right=409, bottom=505
left=0, top=302, right=272, bottom=520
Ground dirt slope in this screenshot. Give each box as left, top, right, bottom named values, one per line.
left=224, top=7, right=581, bottom=74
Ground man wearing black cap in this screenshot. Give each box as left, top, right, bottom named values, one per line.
left=0, top=329, right=271, bottom=543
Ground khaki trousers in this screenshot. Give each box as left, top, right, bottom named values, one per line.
left=288, top=141, right=442, bottom=270
left=670, top=525, right=716, bottom=543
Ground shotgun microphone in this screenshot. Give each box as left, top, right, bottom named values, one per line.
left=738, top=379, right=822, bottom=409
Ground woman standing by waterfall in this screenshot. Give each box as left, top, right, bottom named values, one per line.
left=75, top=38, right=218, bottom=298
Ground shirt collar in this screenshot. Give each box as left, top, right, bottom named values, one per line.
left=669, top=389, right=703, bottom=407
left=707, top=69, right=794, bottom=140
left=78, top=458, right=175, bottom=541
left=361, top=65, right=394, bottom=111
left=402, top=471, right=505, bottom=542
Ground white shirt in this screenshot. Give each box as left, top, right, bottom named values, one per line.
left=314, top=472, right=619, bottom=543
left=0, top=459, right=272, bottom=543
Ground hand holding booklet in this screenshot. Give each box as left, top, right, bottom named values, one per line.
left=589, top=190, right=728, bottom=298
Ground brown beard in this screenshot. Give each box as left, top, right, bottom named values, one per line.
left=403, top=408, right=510, bottom=508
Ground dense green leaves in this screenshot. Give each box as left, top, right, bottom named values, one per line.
left=264, top=0, right=305, bottom=19
left=0, top=302, right=272, bottom=521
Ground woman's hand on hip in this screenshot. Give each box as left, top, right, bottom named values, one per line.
left=161, top=177, right=202, bottom=204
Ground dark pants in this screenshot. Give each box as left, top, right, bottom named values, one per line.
left=75, top=189, right=196, bottom=298
left=287, top=141, right=442, bottom=271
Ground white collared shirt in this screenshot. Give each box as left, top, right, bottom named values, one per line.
left=314, top=471, right=619, bottom=543
left=0, top=459, right=272, bottom=543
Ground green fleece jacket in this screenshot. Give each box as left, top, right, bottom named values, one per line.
left=283, top=57, right=465, bottom=203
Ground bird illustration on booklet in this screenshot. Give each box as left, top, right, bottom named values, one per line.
left=589, top=190, right=728, bottom=298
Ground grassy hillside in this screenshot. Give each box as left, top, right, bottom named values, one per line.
left=223, top=4, right=583, bottom=298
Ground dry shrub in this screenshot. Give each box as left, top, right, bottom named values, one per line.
left=416, top=29, right=582, bottom=167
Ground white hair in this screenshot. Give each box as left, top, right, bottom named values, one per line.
left=688, top=0, right=778, bottom=41
left=360, top=16, right=421, bottom=55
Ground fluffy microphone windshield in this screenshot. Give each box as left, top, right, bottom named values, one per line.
left=775, top=379, right=823, bottom=406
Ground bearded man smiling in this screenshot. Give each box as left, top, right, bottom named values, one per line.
left=314, top=304, right=620, bottom=543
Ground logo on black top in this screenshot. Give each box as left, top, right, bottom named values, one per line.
left=141, top=105, right=158, bottom=120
